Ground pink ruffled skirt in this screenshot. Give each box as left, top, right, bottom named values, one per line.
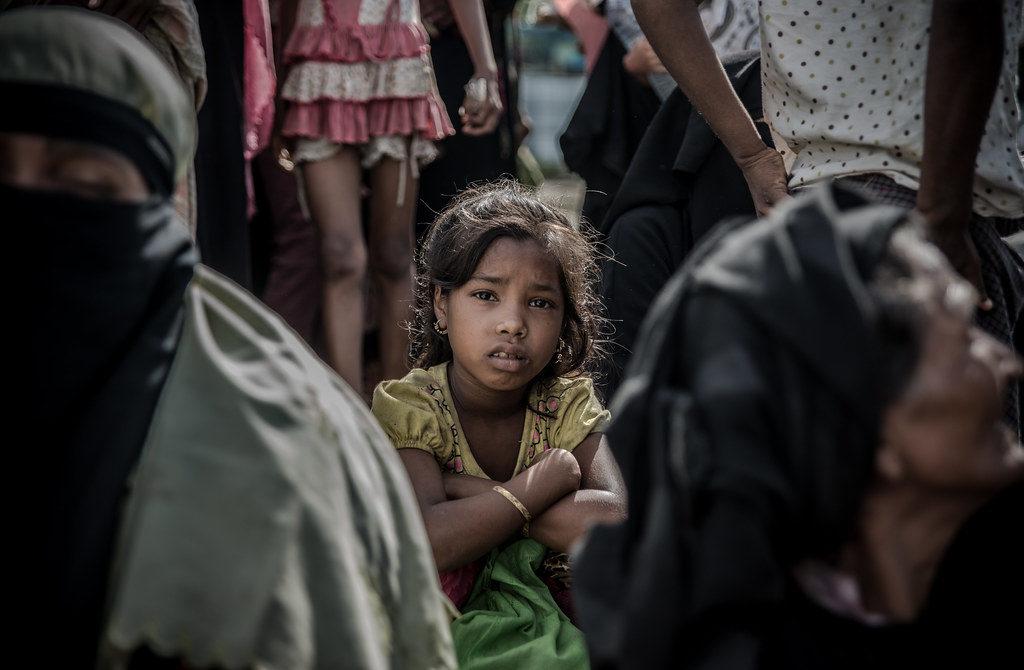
left=281, top=0, right=454, bottom=167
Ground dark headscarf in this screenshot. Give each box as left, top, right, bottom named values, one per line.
left=558, top=33, right=662, bottom=229
left=599, top=51, right=764, bottom=237
left=597, top=52, right=766, bottom=398
left=575, top=183, right=908, bottom=668
left=1, top=7, right=197, bottom=665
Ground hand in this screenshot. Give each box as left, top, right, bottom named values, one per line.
left=459, top=75, right=503, bottom=137
left=736, top=146, right=790, bottom=217
left=86, top=0, right=160, bottom=31
left=271, top=135, right=295, bottom=173
left=622, top=37, right=667, bottom=81
left=527, top=448, right=581, bottom=497
left=535, top=3, right=570, bottom=30
left=914, top=211, right=989, bottom=306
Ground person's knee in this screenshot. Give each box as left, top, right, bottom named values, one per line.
left=320, top=230, right=367, bottom=283
left=369, top=235, right=413, bottom=282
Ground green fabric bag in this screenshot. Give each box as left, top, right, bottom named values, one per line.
left=451, top=539, right=590, bottom=670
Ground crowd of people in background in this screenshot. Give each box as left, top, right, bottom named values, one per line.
left=5, top=0, right=1023, bottom=667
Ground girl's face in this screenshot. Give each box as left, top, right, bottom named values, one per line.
left=435, top=237, right=565, bottom=394
left=879, top=237, right=1024, bottom=493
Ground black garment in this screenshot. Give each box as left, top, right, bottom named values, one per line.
left=837, top=173, right=1024, bottom=437
left=576, top=183, right=910, bottom=669
left=249, top=148, right=323, bottom=349
left=601, top=204, right=688, bottom=396
left=599, top=53, right=764, bottom=397
left=764, top=483, right=1024, bottom=670
left=968, top=221, right=1023, bottom=433
left=559, top=33, right=661, bottom=228
left=194, top=0, right=251, bottom=289
left=917, top=482, right=1024, bottom=668
left=2, top=7, right=197, bottom=665
left=18, top=184, right=196, bottom=666
left=416, top=4, right=520, bottom=232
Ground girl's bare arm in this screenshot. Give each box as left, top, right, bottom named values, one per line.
left=399, top=447, right=580, bottom=571
left=527, top=433, right=627, bottom=552
left=444, top=433, right=628, bottom=553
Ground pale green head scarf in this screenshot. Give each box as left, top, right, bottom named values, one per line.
left=0, top=6, right=195, bottom=188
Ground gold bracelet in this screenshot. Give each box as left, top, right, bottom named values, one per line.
left=492, top=485, right=532, bottom=522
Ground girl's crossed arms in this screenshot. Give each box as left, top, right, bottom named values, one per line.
left=372, top=181, right=626, bottom=576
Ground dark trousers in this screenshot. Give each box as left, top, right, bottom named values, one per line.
left=250, top=149, right=322, bottom=347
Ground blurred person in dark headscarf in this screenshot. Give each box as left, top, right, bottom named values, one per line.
left=2, top=0, right=208, bottom=231
left=575, top=183, right=1024, bottom=669
left=3, top=7, right=454, bottom=668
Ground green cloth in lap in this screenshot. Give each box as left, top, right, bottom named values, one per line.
left=452, top=539, right=590, bottom=670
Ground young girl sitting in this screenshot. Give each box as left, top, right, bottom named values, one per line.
left=372, top=181, right=627, bottom=668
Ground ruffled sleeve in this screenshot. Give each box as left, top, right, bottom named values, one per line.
left=547, top=377, right=611, bottom=452
left=372, top=374, right=445, bottom=457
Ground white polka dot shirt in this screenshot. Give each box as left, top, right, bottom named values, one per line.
left=759, top=0, right=1024, bottom=218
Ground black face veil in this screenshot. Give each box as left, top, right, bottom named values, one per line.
left=575, top=183, right=908, bottom=669
left=1, top=7, right=197, bottom=664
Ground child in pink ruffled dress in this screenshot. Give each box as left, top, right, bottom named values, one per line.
left=278, top=0, right=501, bottom=391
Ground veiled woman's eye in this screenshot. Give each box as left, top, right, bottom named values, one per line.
left=55, top=174, right=120, bottom=200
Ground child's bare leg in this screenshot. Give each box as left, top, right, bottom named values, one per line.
left=302, top=147, right=366, bottom=389
left=368, top=154, right=418, bottom=382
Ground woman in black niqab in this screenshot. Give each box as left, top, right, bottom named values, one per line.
left=2, top=7, right=197, bottom=665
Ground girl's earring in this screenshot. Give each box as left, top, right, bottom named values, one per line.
left=434, top=320, right=448, bottom=336
left=555, top=338, right=565, bottom=363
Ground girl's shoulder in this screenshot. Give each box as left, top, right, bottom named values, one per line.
left=530, top=376, right=611, bottom=446
left=371, top=365, right=453, bottom=453
left=377, top=365, right=445, bottom=392
left=372, top=364, right=444, bottom=395
left=531, top=375, right=603, bottom=410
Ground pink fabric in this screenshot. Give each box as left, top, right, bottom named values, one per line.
left=244, top=0, right=277, bottom=160
left=553, top=0, right=608, bottom=73
left=283, top=97, right=452, bottom=144
left=440, top=559, right=485, bottom=610
left=284, top=22, right=428, bottom=64
left=281, top=0, right=454, bottom=145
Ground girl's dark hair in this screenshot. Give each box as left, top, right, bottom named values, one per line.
left=409, top=180, right=609, bottom=382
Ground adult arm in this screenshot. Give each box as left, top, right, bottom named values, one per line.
left=445, top=433, right=628, bottom=553
left=400, top=446, right=580, bottom=571
left=447, top=0, right=503, bottom=135
left=631, top=0, right=788, bottom=215
left=915, top=0, right=1005, bottom=300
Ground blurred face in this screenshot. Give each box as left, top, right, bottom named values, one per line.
left=435, top=237, right=565, bottom=394
left=878, top=235, right=1024, bottom=493
left=0, top=131, right=150, bottom=202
